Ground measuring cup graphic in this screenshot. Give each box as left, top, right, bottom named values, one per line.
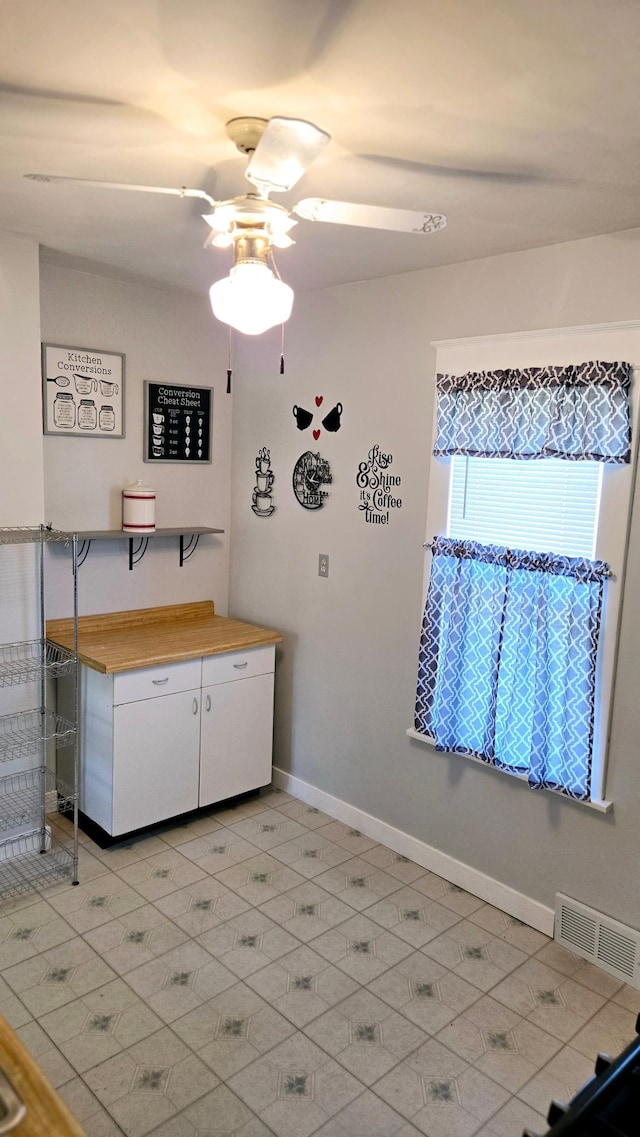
left=74, top=373, right=95, bottom=395
left=98, top=379, right=119, bottom=397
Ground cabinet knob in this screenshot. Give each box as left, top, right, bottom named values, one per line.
left=205, top=694, right=211, bottom=712
left=192, top=698, right=198, bottom=714
left=233, top=661, right=249, bottom=670
left=152, top=677, right=170, bottom=686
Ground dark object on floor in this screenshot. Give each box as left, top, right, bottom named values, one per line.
left=524, top=1012, right=640, bottom=1136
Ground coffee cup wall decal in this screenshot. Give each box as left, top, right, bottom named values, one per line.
left=252, top=447, right=275, bottom=517
left=292, top=399, right=343, bottom=439
left=293, top=405, right=313, bottom=431
left=322, top=403, right=342, bottom=433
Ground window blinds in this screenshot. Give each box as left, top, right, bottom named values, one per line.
left=448, top=456, right=602, bottom=559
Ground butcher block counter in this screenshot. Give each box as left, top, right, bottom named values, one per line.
left=46, top=600, right=282, bottom=673
left=0, top=1013, right=85, bottom=1136
left=47, top=602, right=283, bottom=840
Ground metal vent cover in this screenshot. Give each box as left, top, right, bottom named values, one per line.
left=555, top=893, right=640, bottom=989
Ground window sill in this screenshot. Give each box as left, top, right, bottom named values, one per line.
left=406, top=728, right=613, bottom=814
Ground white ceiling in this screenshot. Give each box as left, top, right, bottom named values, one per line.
left=2, top=0, right=640, bottom=297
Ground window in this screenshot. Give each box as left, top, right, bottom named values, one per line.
left=412, top=337, right=640, bottom=808
left=448, top=456, right=603, bottom=559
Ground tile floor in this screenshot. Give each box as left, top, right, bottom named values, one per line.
left=0, top=786, right=637, bottom=1137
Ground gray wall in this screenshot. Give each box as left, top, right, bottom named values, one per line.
left=228, top=227, right=640, bottom=926
left=40, top=262, right=231, bottom=618
left=0, top=233, right=44, bottom=526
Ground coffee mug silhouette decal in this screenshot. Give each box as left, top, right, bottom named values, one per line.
left=292, top=402, right=343, bottom=437
left=293, top=405, right=313, bottom=431
left=322, top=403, right=342, bottom=432
left=252, top=446, right=275, bottom=517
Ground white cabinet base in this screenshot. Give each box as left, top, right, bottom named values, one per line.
left=78, top=645, right=276, bottom=840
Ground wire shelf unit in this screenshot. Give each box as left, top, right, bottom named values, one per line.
left=0, top=709, right=75, bottom=762
left=0, top=526, right=75, bottom=545
left=0, top=768, right=74, bottom=830
left=0, top=641, right=76, bottom=688
left=0, top=830, right=74, bottom=900
left=0, top=525, right=79, bottom=902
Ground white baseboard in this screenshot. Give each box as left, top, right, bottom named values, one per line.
left=272, top=766, right=555, bottom=936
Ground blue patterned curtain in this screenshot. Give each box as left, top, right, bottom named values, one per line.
left=414, top=538, right=610, bottom=800
left=434, top=360, right=631, bottom=463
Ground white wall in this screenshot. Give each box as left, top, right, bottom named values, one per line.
left=0, top=233, right=44, bottom=525
left=40, top=263, right=232, bottom=618
left=229, top=227, right=640, bottom=928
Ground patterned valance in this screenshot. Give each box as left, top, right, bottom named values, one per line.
left=415, top=537, right=610, bottom=800
left=434, top=360, right=631, bottom=463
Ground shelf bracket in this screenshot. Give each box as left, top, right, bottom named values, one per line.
left=179, top=533, right=200, bottom=567
left=129, top=537, right=149, bottom=570
left=77, top=539, right=92, bottom=568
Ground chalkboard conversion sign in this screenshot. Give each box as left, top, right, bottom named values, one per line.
left=144, top=382, right=212, bottom=464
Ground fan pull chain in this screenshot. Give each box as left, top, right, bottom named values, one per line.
left=226, top=327, right=233, bottom=394
left=270, top=252, right=286, bottom=375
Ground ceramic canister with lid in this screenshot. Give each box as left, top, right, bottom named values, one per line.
left=122, top=480, right=156, bottom=533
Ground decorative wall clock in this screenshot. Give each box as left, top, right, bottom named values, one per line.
left=292, top=451, right=332, bottom=510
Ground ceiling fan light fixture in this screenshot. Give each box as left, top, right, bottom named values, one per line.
left=268, top=231, right=295, bottom=249
left=209, top=229, right=235, bottom=248
left=210, top=261, right=293, bottom=336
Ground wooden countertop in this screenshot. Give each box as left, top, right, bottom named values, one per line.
left=46, top=601, right=282, bottom=674
left=0, top=1014, right=86, bottom=1136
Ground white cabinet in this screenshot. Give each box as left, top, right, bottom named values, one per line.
left=112, top=689, right=201, bottom=834
left=200, top=672, right=274, bottom=807
left=79, top=645, right=276, bottom=838
left=199, top=644, right=275, bottom=808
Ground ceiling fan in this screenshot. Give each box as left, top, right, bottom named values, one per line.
left=25, top=115, right=447, bottom=335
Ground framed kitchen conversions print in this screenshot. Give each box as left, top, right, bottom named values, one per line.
left=144, top=382, right=212, bottom=463
left=42, top=343, right=125, bottom=438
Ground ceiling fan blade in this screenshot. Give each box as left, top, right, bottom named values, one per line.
left=293, top=198, right=447, bottom=234
left=24, top=173, right=217, bottom=209
left=360, top=153, right=552, bottom=184
left=245, top=117, right=330, bottom=194
left=1, top=81, right=126, bottom=108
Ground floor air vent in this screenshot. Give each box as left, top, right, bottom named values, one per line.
left=555, top=894, right=640, bottom=989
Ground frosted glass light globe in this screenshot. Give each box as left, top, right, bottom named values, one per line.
left=210, top=262, right=294, bottom=335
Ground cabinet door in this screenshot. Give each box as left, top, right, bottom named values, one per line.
left=112, top=689, right=200, bottom=834
left=199, top=672, right=274, bottom=808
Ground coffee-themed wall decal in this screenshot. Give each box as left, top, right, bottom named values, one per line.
left=292, top=401, right=343, bottom=438
left=252, top=447, right=275, bottom=517
left=144, top=382, right=212, bottom=463
left=293, top=451, right=332, bottom=510
left=293, top=405, right=313, bottom=431
left=42, top=343, right=125, bottom=438
left=322, top=403, right=342, bottom=433
left=356, top=444, right=403, bottom=526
